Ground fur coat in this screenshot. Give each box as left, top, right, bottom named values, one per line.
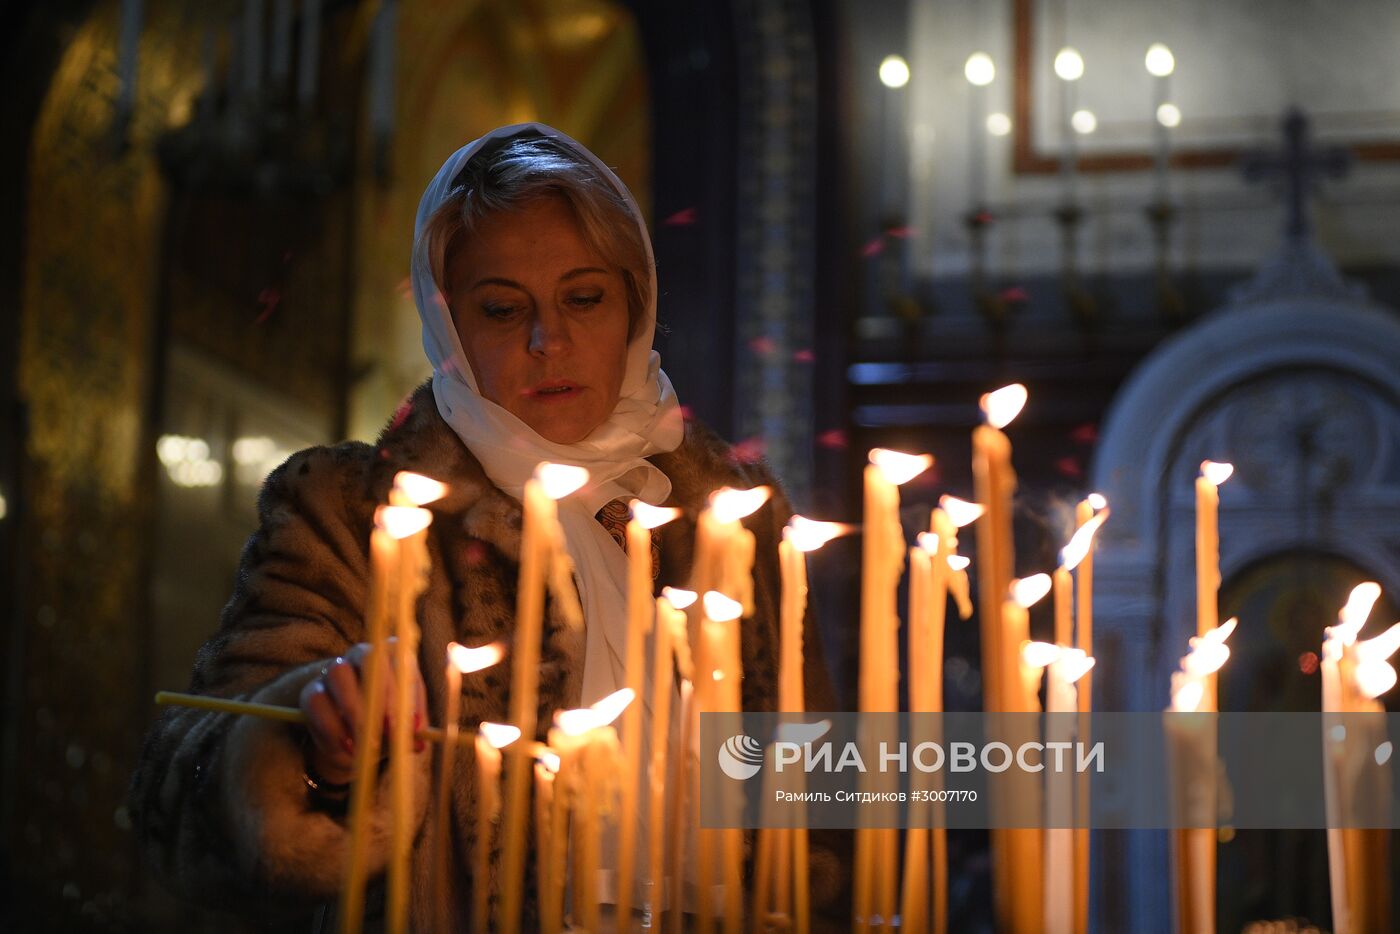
left=129, top=381, right=845, bottom=930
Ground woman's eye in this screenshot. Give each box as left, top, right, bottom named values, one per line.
left=568, top=293, right=603, bottom=308
left=482, top=303, right=519, bottom=319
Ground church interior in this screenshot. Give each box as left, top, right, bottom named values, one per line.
left=3, top=0, right=1400, bottom=931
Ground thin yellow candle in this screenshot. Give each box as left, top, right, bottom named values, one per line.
left=1165, top=617, right=1236, bottom=934
left=498, top=462, right=589, bottom=932
left=473, top=722, right=520, bottom=932
left=666, top=676, right=695, bottom=934
left=555, top=689, right=632, bottom=933
left=856, top=449, right=932, bottom=931
left=542, top=742, right=572, bottom=933
left=1195, top=461, right=1232, bottom=644
left=702, top=590, right=746, bottom=934
left=1069, top=500, right=1107, bottom=934
left=534, top=752, right=559, bottom=923
left=759, top=517, right=849, bottom=932
left=338, top=511, right=399, bottom=933
left=1030, top=645, right=1095, bottom=934
left=973, top=385, right=1027, bottom=934
left=1005, top=575, right=1050, bottom=934
left=649, top=589, right=693, bottom=924
left=1322, top=583, right=1397, bottom=934
left=383, top=504, right=434, bottom=934
left=616, top=502, right=680, bottom=925
left=435, top=641, right=506, bottom=932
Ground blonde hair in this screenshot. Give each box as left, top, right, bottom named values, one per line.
left=423, top=135, right=652, bottom=339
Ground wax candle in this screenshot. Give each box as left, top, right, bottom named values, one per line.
left=1322, top=583, right=1397, bottom=934
left=1071, top=497, right=1106, bottom=934
left=649, top=590, right=694, bottom=923
left=1165, top=618, right=1235, bottom=934
left=499, top=463, right=589, bottom=931
left=701, top=591, right=746, bottom=934
left=854, top=450, right=932, bottom=930
left=434, top=641, right=504, bottom=931
left=534, top=753, right=558, bottom=923
left=552, top=690, right=632, bottom=933
left=384, top=505, right=434, bottom=934
left=1195, top=461, right=1232, bottom=641
left=757, top=518, right=847, bottom=931
left=613, top=501, right=680, bottom=924
left=471, top=722, right=520, bottom=932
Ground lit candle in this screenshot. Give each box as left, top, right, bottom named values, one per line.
left=856, top=449, right=933, bottom=930
left=616, top=501, right=680, bottom=924
left=1195, top=462, right=1232, bottom=639
left=1024, top=645, right=1094, bottom=934
left=760, top=518, right=849, bottom=930
left=534, top=752, right=559, bottom=925
left=649, top=589, right=695, bottom=924
left=1322, top=583, right=1399, bottom=934
left=1005, top=574, right=1051, bottom=934
left=972, top=385, right=1026, bottom=714
left=1165, top=617, right=1236, bottom=934
left=702, top=590, right=746, bottom=933
left=1073, top=495, right=1106, bottom=934
left=499, top=463, right=589, bottom=932
left=380, top=505, right=435, bottom=934
left=434, top=641, right=505, bottom=932
left=472, top=722, right=520, bottom=932
left=553, top=689, right=633, bottom=933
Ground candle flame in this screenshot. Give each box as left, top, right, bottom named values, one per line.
left=661, top=586, right=698, bottom=610
left=589, top=687, right=634, bottom=724
left=535, top=463, right=590, bottom=499
left=539, top=750, right=561, bottom=773
left=447, top=641, right=506, bottom=674
left=948, top=555, right=971, bottom=571
left=915, top=532, right=940, bottom=554
left=1354, top=658, right=1398, bottom=700
left=1021, top=640, right=1061, bottom=669
left=630, top=500, right=681, bottom=530
left=1058, top=649, right=1096, bottom=685
left=1060, top=513, right=1107, bottom=570
left=938, top=495, right=985, bottom=528
left=785, top=515, right=853, bottom=552
left=1011, top=574, right=1052, bottom=609
left=392, top=471, right=448, bottom=506
left=376, top=505, right=433, bottom=539
left=980, top=383, right=1028, bottom=429
left=478, top=722, right=521, bottom=749
left=703, top=591, right=744, bottom=623
left=1182, top=619, right=1236, bottom=678
left=710, top=486, right=772, bottom=523
left=1338, top=582, right=1383, bottom=643
left=869, top=449, right=934, bottom=485
left=1171, top=672, right=1204, bottom=713
left=1200, top=460, right=1234, bottom=487
left=1357, top=621, right=1400, bottom=663
left=1086, top=493, right=1107, bottom=511
left=554, top=688, right=635, bottom=735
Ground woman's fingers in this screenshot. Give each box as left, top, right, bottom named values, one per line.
left=300, top=678, right=355, bottom=783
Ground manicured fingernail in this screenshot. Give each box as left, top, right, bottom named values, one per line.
left=414, top=738, right=426, bottom=753
left=413, top=710, right=423, bottom=731
left=342, top=736, right=354, bottom=756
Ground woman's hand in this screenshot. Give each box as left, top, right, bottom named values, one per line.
left=298, top=638, right=429, bottom=787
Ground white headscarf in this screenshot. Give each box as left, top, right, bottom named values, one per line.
left=410, top=123, right=684, bottom=714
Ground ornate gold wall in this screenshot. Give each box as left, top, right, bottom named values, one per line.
left=16, top=1, right=205, bottom=924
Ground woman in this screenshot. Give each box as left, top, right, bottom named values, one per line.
left=131, top=123, right=842, bottom=929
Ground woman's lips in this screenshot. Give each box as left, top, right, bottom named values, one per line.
left=525, top=381, right=582, bottom=403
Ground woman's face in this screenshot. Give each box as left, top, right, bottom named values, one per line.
left=446, top=195, right=632, bottom=444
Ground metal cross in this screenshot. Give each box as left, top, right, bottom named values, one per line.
left=1241, top=108, right=1350, bottom=242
